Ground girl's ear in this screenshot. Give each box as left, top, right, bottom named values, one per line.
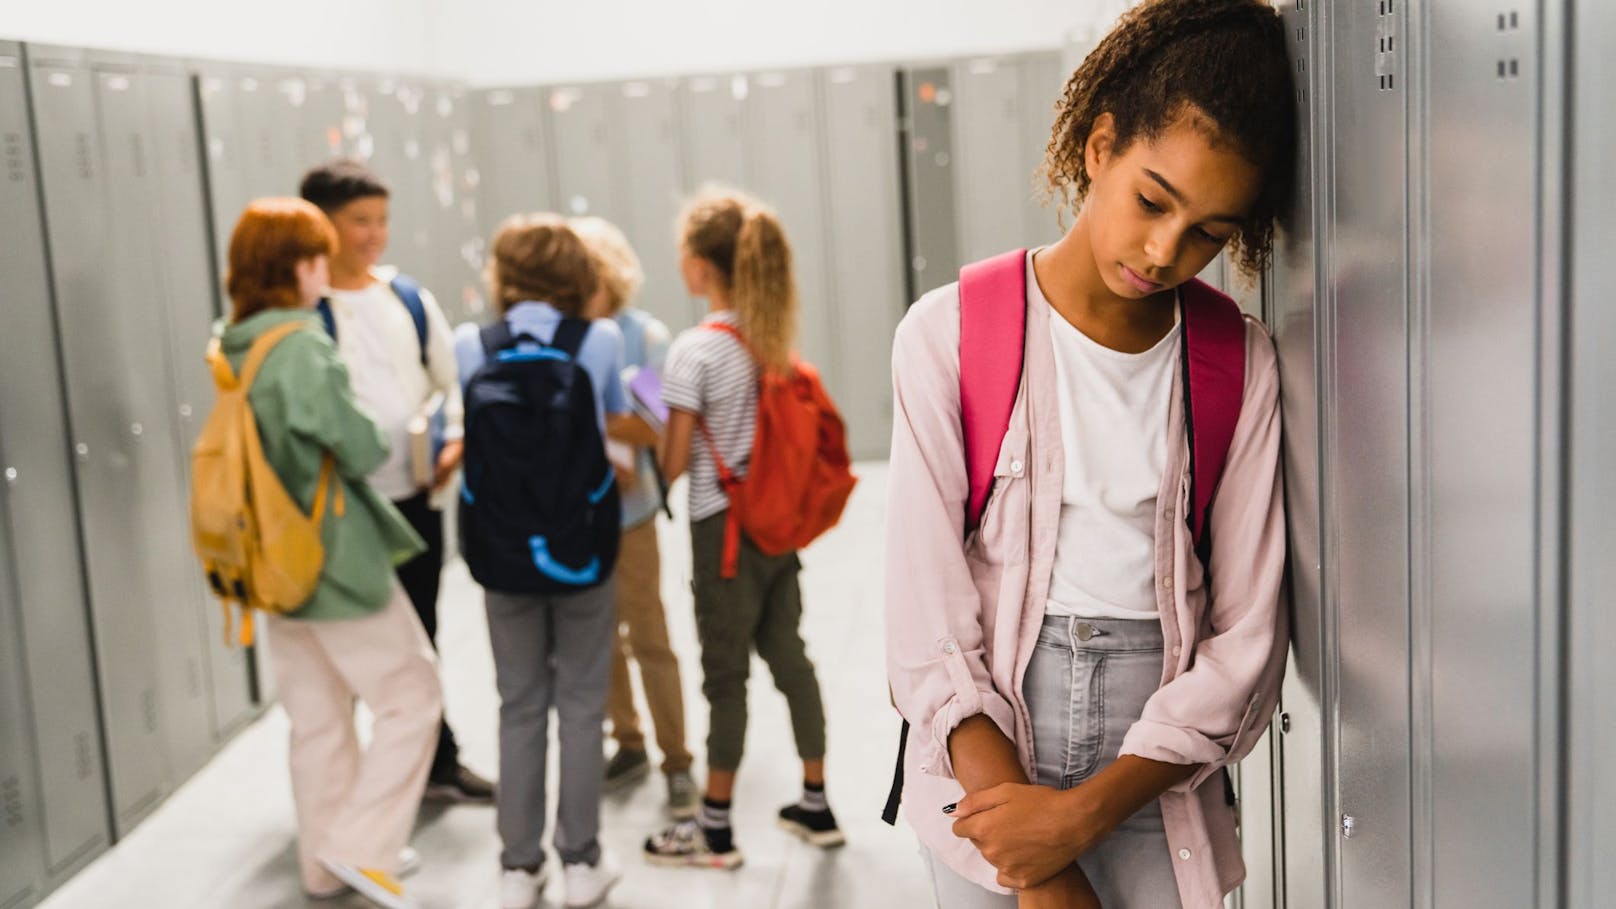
left=1085, top=112, right=1118, bottom=179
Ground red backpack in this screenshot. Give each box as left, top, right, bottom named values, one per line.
left=881, top=248, right=1249, bottom=825
left=698, top=322, right=858, bottom=579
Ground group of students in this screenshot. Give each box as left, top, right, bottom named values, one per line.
left=210, top=161, right=841, bottom=909
left=199, top=1, right=1302, bottom=907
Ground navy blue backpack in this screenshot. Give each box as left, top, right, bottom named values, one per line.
left=458, top=318, right=620, bottom=594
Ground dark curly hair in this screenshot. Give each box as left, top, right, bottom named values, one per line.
left=1043, top=0, right=1297, bottom=274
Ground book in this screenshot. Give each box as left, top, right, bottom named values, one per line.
left=626, top=365, right=669, bottom=430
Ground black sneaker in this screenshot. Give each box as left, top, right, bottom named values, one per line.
left=603, top=748, right=650, bottom=792
left=643, top=820, right=745, bottom=869
left=777, top=803, right=846, bottom=848
left=425, top=764, right=496, bottom=804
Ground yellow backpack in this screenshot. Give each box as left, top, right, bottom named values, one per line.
left=190, top=321, right=343, bottom=647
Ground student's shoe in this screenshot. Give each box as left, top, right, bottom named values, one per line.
left=398, top=846, right=421, bottom=878
left=643, top=819, right=745, bottom=869
left=777, top=803, right=847, bottom=848
left=318, top=859, right=415, bottom=909
left=425, top=764, right=496, bottom=804
left=666, top=770, right=699, bottom=820
left=563, top=850, right=623, bottom=908
left=603, top=747, right=650, bottom=792
left=499, top=865, right=549, bottom=909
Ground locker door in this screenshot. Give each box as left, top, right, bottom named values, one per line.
left=0, top=43, right=111, bottom=883
left=28, top=46, right=172, bottom=835
left=1016, top=52, right=1066, bottom=250
left=900, top=66, right=960, bottom=299
left=951, top=57, right=1027, bottom=265
left=1326, top=0, right=1414, bottom=904
left=195, top=70, right=247, bottom=269
left=0, top=504, right=43, bottom=909
left=471, top=87, right=554, bottom=239
left=148, top=64, right=258, bottom=739
left=301, top=76, right=347, bottom=167
left=742, top=71, right=839, bottom=399
left=614, top=79, right=695, bottom=331
left=237, top=70, right=302, bottom=200
left=89, top=55, right=216, bottom=782
left=679, top=75, right=746, bottom=190
left=424, top=85, right=481, bottom=323
left=549, top=83, right=620, bottom=222
left=374, top=81, right=435, bottom=284
left=819, top=65, right=905, bottom=460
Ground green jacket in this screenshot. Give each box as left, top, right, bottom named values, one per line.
left=218, top=308, right=424, bottom=621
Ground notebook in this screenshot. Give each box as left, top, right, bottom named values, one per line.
left=626, top=366, right=669, bottom=430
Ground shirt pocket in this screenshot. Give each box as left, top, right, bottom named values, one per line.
left=968, top=428, right=1031, bottom=565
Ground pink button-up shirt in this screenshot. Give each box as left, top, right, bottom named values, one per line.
left=884, top=261, right=1288, bottom=908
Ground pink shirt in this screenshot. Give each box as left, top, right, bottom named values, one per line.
left=884, top=267, right=1288, bottom=908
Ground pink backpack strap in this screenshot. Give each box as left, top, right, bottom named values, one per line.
left=1180, top=278, right=1248, bottom=545
left=958, top=249, right=1028, bottom=534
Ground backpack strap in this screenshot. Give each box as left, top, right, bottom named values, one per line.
left=315, top=297, right=336, bottom=342
left=238, top=321, right=310, bottom=389
left=1179, top=279, right=1247, bottom=546
left=694, top=320, right=754, bottom=581
left=389, top=274, right=430, bottom=367
left=549, top=317, right=592, bottom=359
left=958, top=248, right=1028, bottom=535
left=479, top=319, right=515, bottom=357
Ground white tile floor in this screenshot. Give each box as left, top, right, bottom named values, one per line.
left=36, top=463, right=935, bottom=909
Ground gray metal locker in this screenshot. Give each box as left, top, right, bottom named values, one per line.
left=741, top=70, right=840, bottom=403
left=0, top=503, right=44, bottom=909
left=27, top=45, right=173, bottom=836
left=899, top=66, right=960, bottom=300
left=0, top=43, right=111, bottom=885
left=951, top=56, right=1031, bottom=265
left=239, top=69, right=305, bottom=199
left=371, top=79, right=436, bottom=290
left=679, top=75, right=747, bottom=191
left=548, top=82, right=621, bottom=222
left=613, top=78, right=696, bottom=331
left=299, top=75, right=347, bottom=171
left=1323, top=1, right=1414, bottom=904
left=425, top=84, right=484, bottom=324
left=88, top=53, right=216, bottom=782
left=471, top=87, right=555, bottom=240
left=194, top=69, right=248, bottom=270
left=818, top=64, right=906, bottom=460
left=147, top=63, right=258, bottom=741
left=1016, top=52, right=1066, bottom=250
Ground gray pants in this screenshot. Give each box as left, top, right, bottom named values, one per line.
left=485, top=581, right=616, bottom=870
left=927, top=615, right=1183, bottom=909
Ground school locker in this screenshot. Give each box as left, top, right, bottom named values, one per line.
left=27, top=45, right=173, bottom=837
left=741, top=71, right=841, bottom=407
left=613, top=78, right=695, bottom=331
left=679, top=75, right=747, bottom=192
left=899, top=65, right=961, bottom=301
left=147, top=62, right=258, bottom=740
left=818, top=65, right=906, bottom=460
left=0, top=43, right=112, bottom=886
left=425, top=84, right=485, bottom=323
left=548, top=82, right=622, bottom=224
left=194, top=69, right=248, bottom=269
left=0, top=505, right=44, bottom=909
left=950, top=56, right=1031, bottom=266
left=88, top=52, right=217, bottom=782
left=471, top=86, right=555, bottom=240
left=1017, top=51, right=1066, bottom=250
left=370, top=79, right=436, bottom=288
left=299, top=75, right=347, bottom=171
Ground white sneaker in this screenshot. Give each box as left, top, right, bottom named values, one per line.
left=563, top=850, right=623, bottom=908
left=318, top=859, right=415, bottom=909
left=500, top=866, right=549, bottom=909
left=398, top=846, right=422, bottom=878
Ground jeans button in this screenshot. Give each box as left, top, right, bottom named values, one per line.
left=1076, top=623, right=1094, bottom=642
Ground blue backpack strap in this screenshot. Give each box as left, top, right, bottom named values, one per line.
left=479, top=319, right=515, bottom=357
left=389, top=274, right=430, bottom=367
left=315, top=297, right=336, bottom=341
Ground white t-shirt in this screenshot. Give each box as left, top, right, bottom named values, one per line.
left=1044, top=283, right=1181, bottom=620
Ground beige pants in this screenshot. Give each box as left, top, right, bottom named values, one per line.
left=264, top=586, right=443, bottom=893
left=606, top=520, right=693, bottom=773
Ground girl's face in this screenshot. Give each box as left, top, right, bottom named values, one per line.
left=678, top=243, right=714, bottom=297
left=294, top=254, right=330, bottom=307
left=1082, top=111, right=1262, bottom=300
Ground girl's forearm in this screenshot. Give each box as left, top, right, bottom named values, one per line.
left=948, top=714, right=1030, bottom=792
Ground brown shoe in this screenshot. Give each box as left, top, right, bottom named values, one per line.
left=425, top=764, right=496, bottom=803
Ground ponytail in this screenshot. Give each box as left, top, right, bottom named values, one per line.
left=679, top=187, right=799, bottom=374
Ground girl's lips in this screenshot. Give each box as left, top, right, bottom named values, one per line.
left=1121, top=265, right=1163, bottom=294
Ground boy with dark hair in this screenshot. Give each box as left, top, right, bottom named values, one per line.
left=299, top=158, right=494, bottom=804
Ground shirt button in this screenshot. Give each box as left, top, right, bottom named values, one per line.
left=942, top=641, right=957, bottom=655
left=1010, top=460, right=1024, bottom=474
left=1172, top=645, right=1182, bottom=657
left=1178, top=848, right=1192, bottom=861
left=1164, top=576, right=1175, bottom=590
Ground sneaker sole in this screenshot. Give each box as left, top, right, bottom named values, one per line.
left=562, top=869, right=623, bottom=908
left=423, top=783, right=495, bottom=804
left=777, top=817, right=847, bottom=849
left=320, top=862, right=412, bottom=909
left=603, top=763, right=651, bottom=793
left=642, top=850, right=745, bottom=870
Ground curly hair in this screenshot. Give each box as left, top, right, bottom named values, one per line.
left=1043, top=0, right=1297, bottom=274
left=487, top=213, right=598, bottom=317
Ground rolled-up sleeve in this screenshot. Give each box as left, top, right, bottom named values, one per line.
left=885, top=290, right=1017, bottom=779
left=1121, top=319, right=1289, bottom=791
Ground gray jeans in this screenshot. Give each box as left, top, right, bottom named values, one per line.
left=485, top=581, right=616, bottom=869
left=927, top=615, right=1183, bottom=909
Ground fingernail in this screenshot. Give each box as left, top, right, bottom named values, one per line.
left=942, top=803, right=957, bottom=815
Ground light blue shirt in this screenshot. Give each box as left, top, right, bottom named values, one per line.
left=454, top=301, right=629, bottom=432
left=614, top=307, right=672, bottom=529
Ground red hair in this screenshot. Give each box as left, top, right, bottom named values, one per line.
left=226, top=197, right=338, bottom=322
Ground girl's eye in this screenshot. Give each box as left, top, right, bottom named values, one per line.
left=1136, top=194, right=1163, bottom=214
left=1195, top=227, right=1228, bottom=244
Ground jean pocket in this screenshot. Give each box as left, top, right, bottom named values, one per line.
left=1061, top=654, right=1105, bottom=786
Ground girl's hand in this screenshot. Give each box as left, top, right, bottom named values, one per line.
left=1017, top=865, right=1102, bottom=909
left=951, top=783, right=1099, bottom=889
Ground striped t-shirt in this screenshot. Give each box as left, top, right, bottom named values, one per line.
left=662, top=310, right=759, bottom=522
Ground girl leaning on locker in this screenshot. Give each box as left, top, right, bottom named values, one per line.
left=885, top=1, right=1297, bottom=907
left=217, top=198, right=441, bottom=909
left=643, top=189, right=842, bottom=868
